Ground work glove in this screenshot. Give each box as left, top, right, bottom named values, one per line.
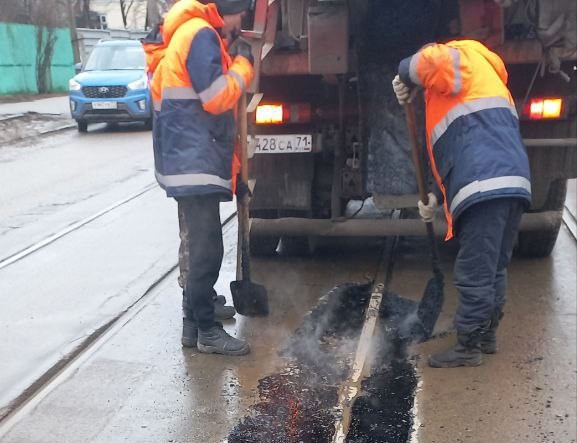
left=392, top=75, right=413, bottom=105
left=417, top=192, right=439, bottom=223
left=229, top=38, right=254, bottom=66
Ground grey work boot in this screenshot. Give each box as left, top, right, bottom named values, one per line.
left=182, top=319, right=226, bottom=348
left=213, top=294, right=236, bottom=320
left=428, top=332, right=482, bottom=368
left=197, top=325, right=250, bottom=356
left=480, top=309, right=504, bottom=354
left=182, top=317, right=198, bottom=348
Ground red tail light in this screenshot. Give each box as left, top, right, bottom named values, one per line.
left=255, top=103, right=312, bottom=125
left=523, top=98, right=564, bottom=120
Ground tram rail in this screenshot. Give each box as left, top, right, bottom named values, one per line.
left=0, top=211, right=238, bottom=436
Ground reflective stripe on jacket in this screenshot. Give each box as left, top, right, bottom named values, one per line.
left=144, top=0, right=253, bottom=200
left=399, top=40, right=531, bottom=240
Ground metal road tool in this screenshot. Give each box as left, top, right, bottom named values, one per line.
left=230, top=93, right=269, bottom=317
left=332, top=278, right=387, bottom=443
left=404, top=101, right=445, bottom=337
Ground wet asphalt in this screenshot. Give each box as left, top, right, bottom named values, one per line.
left=0, top=110, right=575, bottom=442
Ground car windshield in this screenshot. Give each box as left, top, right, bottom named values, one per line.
left=84, top=44, right=145, bottom=71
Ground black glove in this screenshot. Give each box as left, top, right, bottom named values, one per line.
left=235, top=177, right=251, bottom=201
left=229, top=38, right=254, bottom=66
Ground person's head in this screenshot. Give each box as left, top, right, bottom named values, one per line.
left=200, top=0, right=251, bottom=39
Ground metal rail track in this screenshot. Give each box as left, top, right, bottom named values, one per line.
left=331, top=225, right=401, bottom=442
left=0, top=210, right=238, bottom=437
left=0, top=183, right=157, bottom=271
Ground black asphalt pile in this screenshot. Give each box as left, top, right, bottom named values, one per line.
left=228, top=283, right=425, bottom=443
left=228, top=284, right=369, bottom=443
left=0, top=112, right=74, bottom=146
left=347, top=360, right=417, bottom=443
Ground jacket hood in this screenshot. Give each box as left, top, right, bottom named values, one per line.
left=450, top=39, right=508, bottom=85
left=162, top=0, right=224, bottom=45
left=142, top=23, right=166, bottom=76
left=142, top=1, right=224, bottom=77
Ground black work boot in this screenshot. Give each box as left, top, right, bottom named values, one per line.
left=428, top=331, right=482, bottom=368
left=480, top=309, right=504, bottom=354
left=197, top=325, right=250, bottom=356
left=213, top=294, right=236, bottom=320
left=181, top=317, right=198, bottom=348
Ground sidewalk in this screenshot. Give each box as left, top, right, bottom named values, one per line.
left=0, top=95, right=75, bottom=145
left=0, top=95, right=71, bottom=116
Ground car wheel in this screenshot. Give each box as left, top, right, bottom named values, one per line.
left=77, top=121, right=88, bottom=133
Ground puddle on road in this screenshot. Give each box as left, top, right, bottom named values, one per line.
left=228, top=283, right=421, bottom=443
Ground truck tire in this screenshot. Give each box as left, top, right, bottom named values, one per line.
left=77, top=121, right=88, bottom=133
left=279, top=236, right=315, bottom=256
left=516, top=179, right=567, bottom=257
left=250, top=234, right=279, bottom=256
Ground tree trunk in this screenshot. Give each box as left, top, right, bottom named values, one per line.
left=36, top=26, right=56, bottom=93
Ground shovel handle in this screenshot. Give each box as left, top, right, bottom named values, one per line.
left=239, top=93, right=249, bottom=184
left=404, top=102, right=443, bottom=276
left=404, top=102, right=429, bottom=205
left=236, top=93, right=252, bottom=281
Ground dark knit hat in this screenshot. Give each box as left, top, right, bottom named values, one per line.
left=202, top=0, right=251, bottom=15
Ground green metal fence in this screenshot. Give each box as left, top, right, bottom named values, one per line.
left=0, top=23, right=74, bottom=95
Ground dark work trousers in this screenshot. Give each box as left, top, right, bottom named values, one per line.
left=454, top=198, right=524, bottom=334
left=177, top=195, right=223, bottom=331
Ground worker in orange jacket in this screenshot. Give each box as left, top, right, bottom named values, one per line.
left=393, top=40, right=531, bottom=367
left=143, top=0, right=254, bottom=355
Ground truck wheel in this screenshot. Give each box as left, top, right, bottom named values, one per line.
left=77, top=121, right=88, bottom=133
left=279, top=236, right=315, bottom=256
left=250, top=234, right=279, bottom=256
left=517, top=179, right=567, bottom=257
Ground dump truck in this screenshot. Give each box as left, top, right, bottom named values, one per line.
left=242, top=0, right=577, bottom=257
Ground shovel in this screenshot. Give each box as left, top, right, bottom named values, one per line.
left=403, top=102, right=444, bottom=338
left=230, top=93, right=269, bottom=317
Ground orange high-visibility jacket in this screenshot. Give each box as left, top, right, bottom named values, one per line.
left=399, top=40, right=531, bottom=240
left=143, top=0, right=253, bottom=200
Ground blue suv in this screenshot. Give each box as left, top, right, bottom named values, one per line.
left=69, top=39, right=151, bottom=132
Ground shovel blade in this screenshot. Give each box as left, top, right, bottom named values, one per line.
left=230, top=279, right=269, bottom=317
left=416, top=276, right=444, bottom=339
left=381, top=275, right=444, bottom=342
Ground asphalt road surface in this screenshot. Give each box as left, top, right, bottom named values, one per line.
left=0, top=114, right=574, bottom=443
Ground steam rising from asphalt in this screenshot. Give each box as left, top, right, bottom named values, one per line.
left=228, top=283, right=421, bottom=443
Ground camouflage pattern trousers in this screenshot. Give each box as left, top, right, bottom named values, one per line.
left=177, top=196, right=224, bottom=328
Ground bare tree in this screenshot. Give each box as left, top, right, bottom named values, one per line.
left=0, top=0, right=68, bottom=26
left=119, top=0, right=136, bottom=28
left=0, top=1, right=72, bottom=92
left=36, top=27, right=57, bottom=93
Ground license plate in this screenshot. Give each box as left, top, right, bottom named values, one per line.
left=255, top=135, right=312, bottom=154
left=92, top=101, right=117, bottom=110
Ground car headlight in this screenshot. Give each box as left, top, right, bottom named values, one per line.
left=69, top=79, right=81, bottom=91
left=127, top=76, right=148, bottom=91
